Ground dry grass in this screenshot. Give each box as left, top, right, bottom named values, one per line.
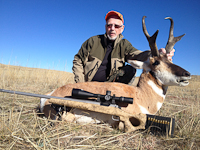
left=0, top=63, right=199, bottom=149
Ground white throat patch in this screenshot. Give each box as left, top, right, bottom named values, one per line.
left=147, top=80, right=166, bottom=99
left=147, top=80, right=165, bottom=112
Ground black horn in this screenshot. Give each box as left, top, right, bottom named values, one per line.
left=142, top=16, right=159, bottom=57
left=165, top=17, right=185, bottom=54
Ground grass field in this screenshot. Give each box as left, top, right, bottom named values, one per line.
left=0, top=63, right=199, bottom=149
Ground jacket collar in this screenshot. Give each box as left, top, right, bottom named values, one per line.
left=104, top=33, right=123, bottom=48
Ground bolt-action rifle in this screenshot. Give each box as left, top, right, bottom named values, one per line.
left=0, top=88, right=175, bottom=137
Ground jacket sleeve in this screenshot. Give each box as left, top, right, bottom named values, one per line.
left=124, top=39, right=151, bottom=62
left=72, top=38, right=93, bottom=83
left=72, top=55, right=85, bottom=83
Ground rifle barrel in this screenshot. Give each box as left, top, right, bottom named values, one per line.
left=0, top=89, right=119, bottom=107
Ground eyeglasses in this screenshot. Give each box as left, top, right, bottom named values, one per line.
left=106, top=24, right=123, bottom=29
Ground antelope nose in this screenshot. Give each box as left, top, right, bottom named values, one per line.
left=183, top=71, right=190, bottom=77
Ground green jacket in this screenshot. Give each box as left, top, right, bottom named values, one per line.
left=72, top=34, right=151, bottom=83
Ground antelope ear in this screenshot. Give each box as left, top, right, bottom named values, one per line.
left=128, top=59, right=151, bottom=72
left=128, top=60, right=145, bottom=69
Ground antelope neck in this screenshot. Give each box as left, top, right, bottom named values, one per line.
left=149, top=71, right=168, bottom=95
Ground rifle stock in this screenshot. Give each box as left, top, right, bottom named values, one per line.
left=49, top=98, right=146, bottom=132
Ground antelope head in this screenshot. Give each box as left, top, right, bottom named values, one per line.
left=128, top=16, right=191, bottom=87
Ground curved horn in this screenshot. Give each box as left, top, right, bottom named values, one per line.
left=165, top=17, right=185, bottom=54
left=142, top=16, right=159, bottom=57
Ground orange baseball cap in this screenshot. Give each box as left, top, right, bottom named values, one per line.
left=105, top=11, right=124, bottom=24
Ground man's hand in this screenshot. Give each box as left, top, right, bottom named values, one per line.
left=159, top=48, right=175, bottom=62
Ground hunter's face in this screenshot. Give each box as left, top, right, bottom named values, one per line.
left=105, top=16, right=124, bottom=40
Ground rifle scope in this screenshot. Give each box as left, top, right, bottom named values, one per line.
left=72, top=88, right=133, bottom=104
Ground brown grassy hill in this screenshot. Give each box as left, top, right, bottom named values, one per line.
left=0, top=63, right=74, bottom=93
left=0, top=64, right=199, bottom=149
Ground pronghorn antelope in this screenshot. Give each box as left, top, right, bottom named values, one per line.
left=40, top=16, right=191, bottom=127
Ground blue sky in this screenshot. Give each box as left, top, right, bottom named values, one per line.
left=0, top=0, right=200, bottom=76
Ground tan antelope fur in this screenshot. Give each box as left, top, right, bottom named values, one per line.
left=40, top=16, right=191, bottom=128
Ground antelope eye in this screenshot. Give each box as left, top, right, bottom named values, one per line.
left=152, top=60, right=160, bottom=66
